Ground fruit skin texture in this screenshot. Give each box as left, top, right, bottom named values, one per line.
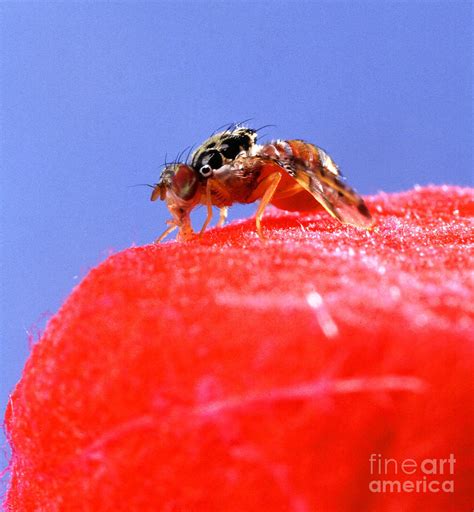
left=4, top=186, right=473, bottom=512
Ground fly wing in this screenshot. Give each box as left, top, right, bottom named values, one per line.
left=289, top=145, right=374, bottom=229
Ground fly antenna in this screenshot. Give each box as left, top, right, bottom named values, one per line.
left=127, top=183, right=156, bottom=189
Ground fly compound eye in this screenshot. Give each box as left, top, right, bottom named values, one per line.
left=171, top=165, right=198, bottom=200
left=199, top=164, right=213, bottom=178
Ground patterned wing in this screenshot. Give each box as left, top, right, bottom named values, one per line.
left=262, top=141, right=374, bottom=229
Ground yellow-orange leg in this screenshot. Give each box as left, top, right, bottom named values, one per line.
left=255, top=172, right=282, bottom=240
left=200, top=180, right=214, bottom=235
left=155, top=222, right=178, bottom=243
left=217, top=207, right=228, bottom=227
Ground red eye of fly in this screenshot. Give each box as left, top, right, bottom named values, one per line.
left=172, top=165, right=198, bottom=200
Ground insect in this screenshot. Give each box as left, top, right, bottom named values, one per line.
left=150, top=125, right=374, bottom=242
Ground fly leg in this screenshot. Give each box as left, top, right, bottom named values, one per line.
left=199, top=180, right=214, bottom=235
left=155, top=221, right=178, bottom=243
left=255, top=172, right=282, bottom=240
left=217, top=207, right=228, bottom=227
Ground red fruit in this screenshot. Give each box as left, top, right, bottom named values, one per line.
left=4, top=186, right=473, bottom=511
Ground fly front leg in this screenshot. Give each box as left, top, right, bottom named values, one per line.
left=155, top=221, right=178, bottom=243
left=255, top=172, right=282, bottom=240
left=199, top=179, right=214, bottom=235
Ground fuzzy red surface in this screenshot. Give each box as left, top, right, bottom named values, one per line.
left=4, top=186, right=474, bottom=511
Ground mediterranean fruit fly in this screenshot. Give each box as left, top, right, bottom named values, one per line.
left=151, top=126, right=373, bottom=242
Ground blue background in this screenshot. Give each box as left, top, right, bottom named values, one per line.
left=0, top=0, right=472, bottom=495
